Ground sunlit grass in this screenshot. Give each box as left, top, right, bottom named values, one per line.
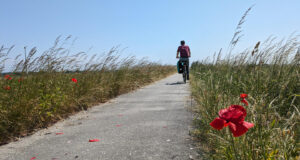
left=190, top=35, right=299, bottom=159
left=0, top=36, right=176, bottom=144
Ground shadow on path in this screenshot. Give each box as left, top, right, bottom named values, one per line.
left=166, top=81, right=185, bottom=85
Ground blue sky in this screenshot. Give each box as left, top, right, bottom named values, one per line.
left=0, top=0, right=299, bottom=68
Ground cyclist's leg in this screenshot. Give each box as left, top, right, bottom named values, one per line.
left=186, top=59, right=190, bottom=80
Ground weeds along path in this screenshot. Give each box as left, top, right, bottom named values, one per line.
left=0, top=74, right=198, bottom=160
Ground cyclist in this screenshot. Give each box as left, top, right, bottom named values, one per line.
left=176, top=40, right=191, bottom=80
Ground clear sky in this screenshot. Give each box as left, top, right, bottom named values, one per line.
left=0, top=0, right=299, bottom=68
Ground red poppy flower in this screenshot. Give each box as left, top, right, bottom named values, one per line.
left=240, top=94, right=248, bottom=99
left=18, top=78, right=23, bottom=82
left=241, top=99, right=249, bottom=106
left=4, top=75, right=12, bottom=80
left=4, top=86, right=11, bottom=90
left=71, top=78, right=77, bottom=83
left=89, top=139, right=99, bottom=142
left=210, top=105, right=254, bottom=137
left=30, top=157, right=36, bottom=160
left=240, top=93, right=248, bottom=106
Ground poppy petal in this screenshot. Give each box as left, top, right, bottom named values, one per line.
left=89, top=139, right=99, bottom=142
left=228, top=122, right=236, bottom=132
left=229, top=123, right=248, bottom=137
left=210, top=118, right=226, bottom=130
left=228, top=105, right=247, bottom=122
left=243, top=121, right=254, bottom=129
left=218, top=108, right=230, bottom=118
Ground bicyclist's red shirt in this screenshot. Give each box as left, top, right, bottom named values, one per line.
left=177, top=45, right=190, bottom=58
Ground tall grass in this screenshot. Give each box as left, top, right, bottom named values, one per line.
left=191, top=36, right=299, bottom=159
left=0, top=36, right=175, bottom=144
left=190, top=7, right=299, bottom=160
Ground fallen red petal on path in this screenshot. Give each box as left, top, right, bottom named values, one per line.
left=89, top=139, right=99, bottom=142
left=56, top=132, right=64, bottom=135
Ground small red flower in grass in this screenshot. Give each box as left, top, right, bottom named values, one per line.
left=18, top=78, right=24, bottom=82
left=240, top=93, right=248, bottom=106
left=240, top=94, right=247, bottom=99
left=71, top=78, right=77, bottom=83
left=89, top=139, right=99, bottom=142
left=210, top=105, right=254, bottom=137
left=30, top=157, right=36, bottom=160
left=4, top=86, right=11, bottom=90
left=4, top=75, right=12, bottom=80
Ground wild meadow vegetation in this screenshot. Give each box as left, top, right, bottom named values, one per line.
left=190, top=7, right=299, bottom=160
left=0, top=36, right=175, bottom=144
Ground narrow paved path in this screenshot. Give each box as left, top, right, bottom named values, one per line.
left=0, top=74, right=198, bottom=160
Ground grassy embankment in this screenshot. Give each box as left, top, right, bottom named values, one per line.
left=190, top=7, right=299, bottom=160
left=0, top=37, right=176, bottom=144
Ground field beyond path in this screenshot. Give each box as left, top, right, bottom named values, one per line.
left=0, top=74, right=198, bottom=160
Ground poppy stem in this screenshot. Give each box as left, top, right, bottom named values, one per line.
left=230, top=133, right=239, bottom=160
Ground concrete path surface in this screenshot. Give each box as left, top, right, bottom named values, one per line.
left=0, top=74, right=199, bottom=160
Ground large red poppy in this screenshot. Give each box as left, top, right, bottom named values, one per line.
left=210, top=105, right=254, bottom=137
